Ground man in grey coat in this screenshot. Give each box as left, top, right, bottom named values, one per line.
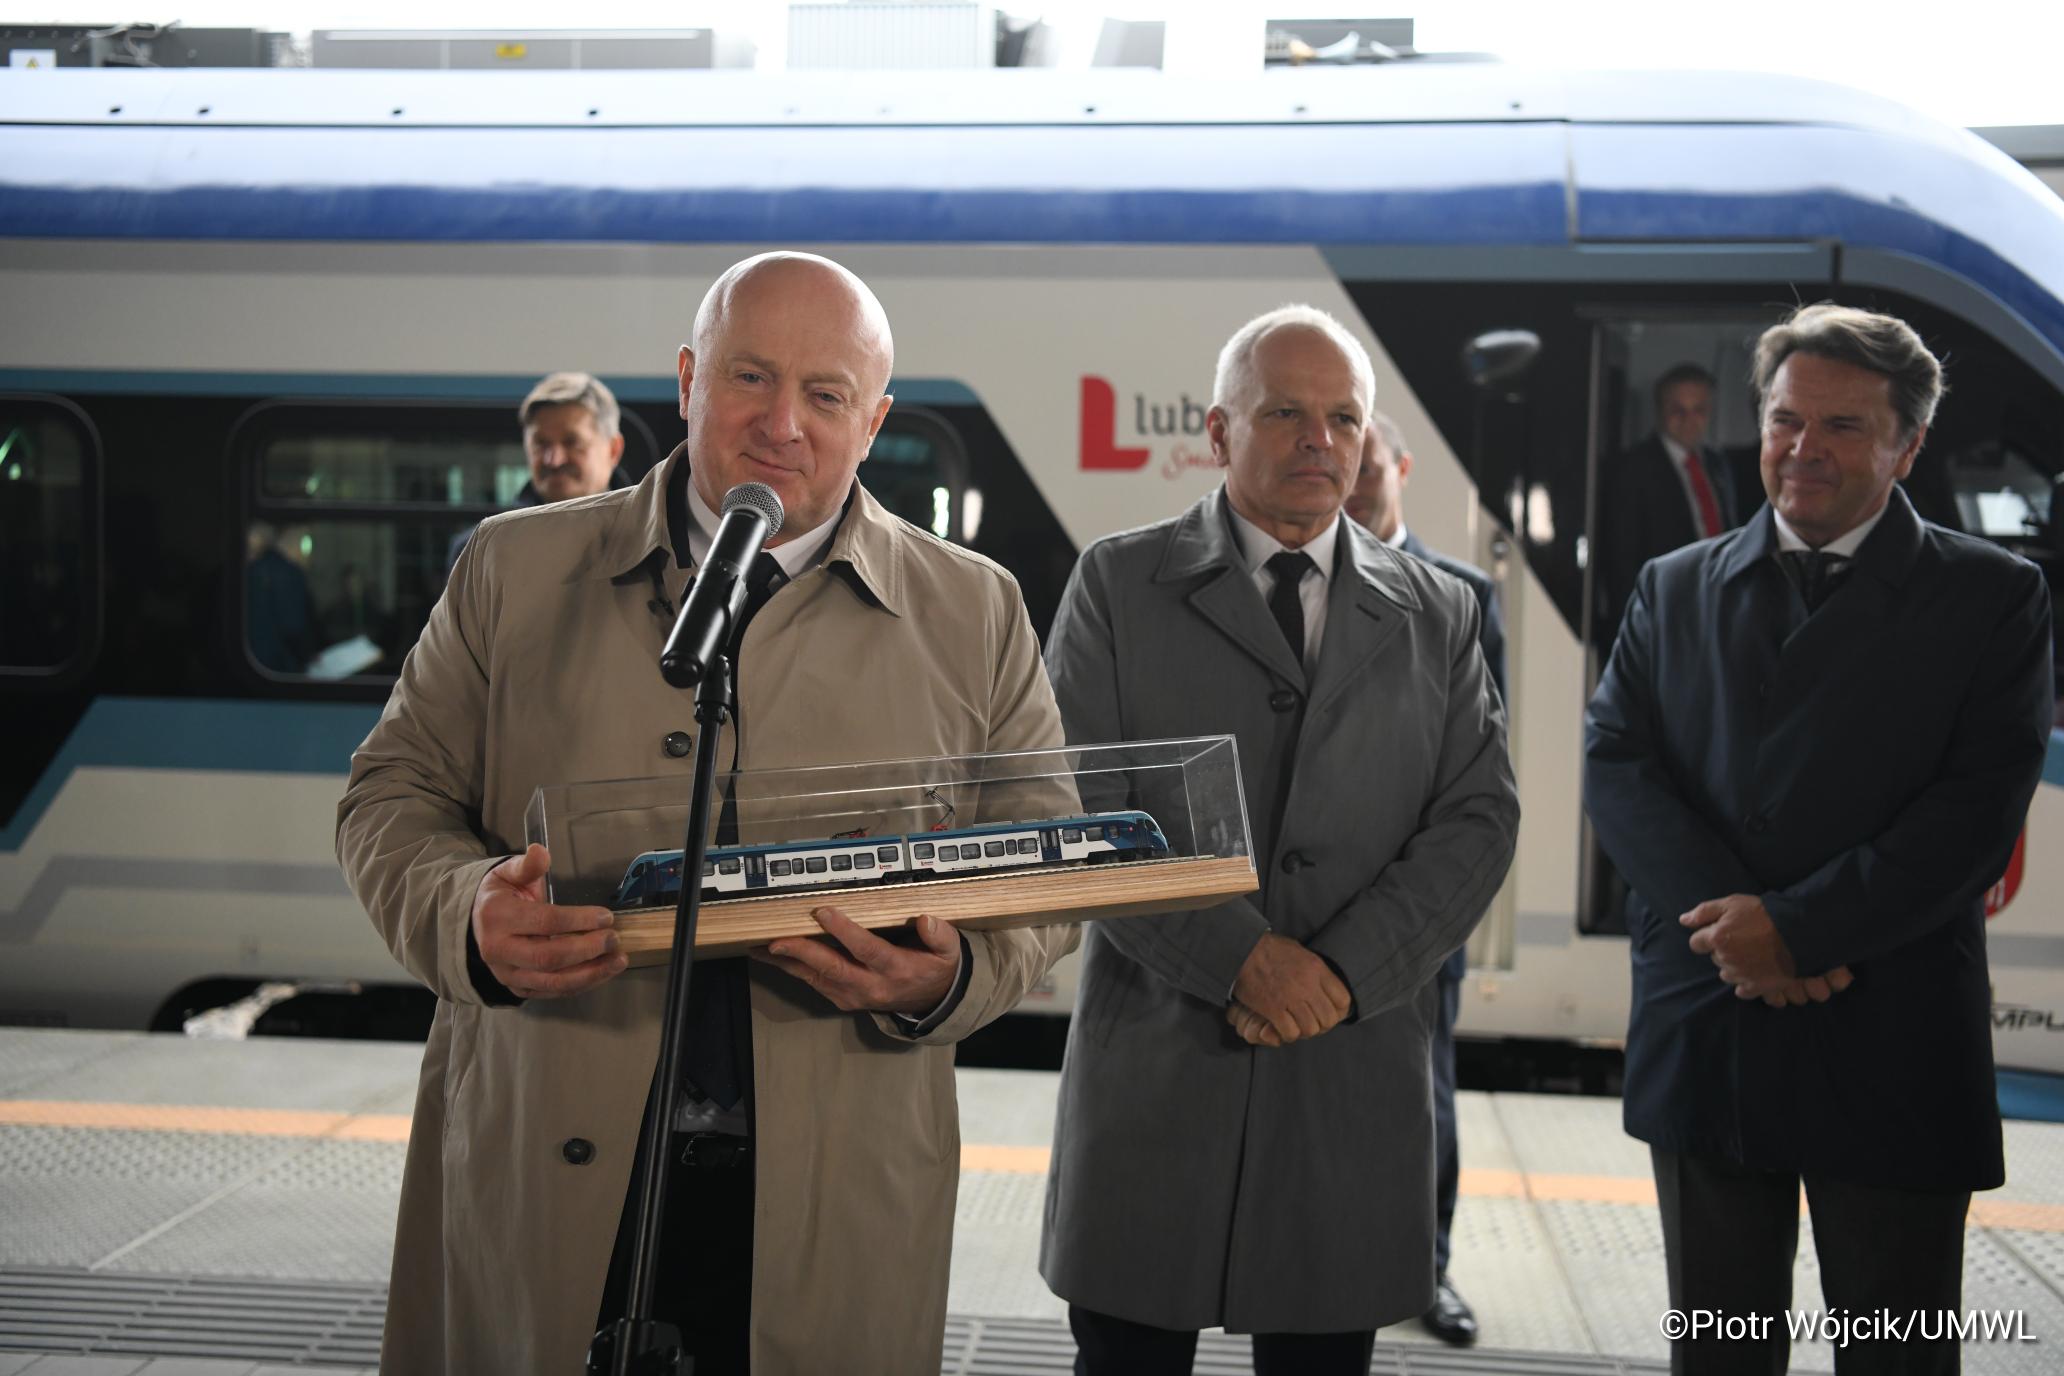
left=1039, top=305, right=1519, bottom=1374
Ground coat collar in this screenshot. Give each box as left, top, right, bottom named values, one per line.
left=1154, top=487, right=1422, bottom=696
left=1716, top=485, right=1926, bottom=591
left=602, top=443, right=906, bottom=617
left=1154, top=487, right=1424, bottom=613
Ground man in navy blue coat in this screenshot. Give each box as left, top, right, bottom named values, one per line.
left=1347, top=413, right=1506, bottom=1348
left=1585, top=304, right=2052, bottom=1375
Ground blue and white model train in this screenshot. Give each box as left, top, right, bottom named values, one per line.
left=611, top=811, right=1173, bottom=909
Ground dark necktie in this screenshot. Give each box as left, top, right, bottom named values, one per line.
left=1265, top=550, right=1316, bottom=668
left=688, top=550, right=786, bottom=1114
left=1781, top=549, right=1848, bottom=614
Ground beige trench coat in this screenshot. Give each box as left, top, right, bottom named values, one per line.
left=337, top=448, right=1076, bottom=1374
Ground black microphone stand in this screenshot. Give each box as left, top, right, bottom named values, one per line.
left=588, top=651, right=734, bottom=1376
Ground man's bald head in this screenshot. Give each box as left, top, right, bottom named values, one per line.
left=692, top=252, right=895, bottom=397
left=676, top=252, right=898, bottom=542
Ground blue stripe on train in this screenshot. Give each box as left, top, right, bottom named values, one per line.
left=0, top=697, right=382, bottom=853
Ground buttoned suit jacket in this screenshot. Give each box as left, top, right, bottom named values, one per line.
left=1584, top=488, right=2051, bottom=1190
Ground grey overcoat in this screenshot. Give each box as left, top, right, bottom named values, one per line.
left=1038, top=489, right=1518, bottom=1334
left=337, top=448, right=1076, bottom=1375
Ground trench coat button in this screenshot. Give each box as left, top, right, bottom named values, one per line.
left=1280, top=851, right=1307, bottom=875
left=662, top=731, right=691, bottom=758
left=562, top=1137, right=595, bottom=1165
left=1268, top=689, right=1299, bottom=713
left=1745, top=814, right=1769, bottom=836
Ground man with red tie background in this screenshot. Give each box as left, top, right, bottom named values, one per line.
left=1595, top=362, right=1740, bottom=651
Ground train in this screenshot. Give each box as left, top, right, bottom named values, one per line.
left=610, top=812, right=1174, bottom=909
left=3, top=64, right=2063, bottom=1098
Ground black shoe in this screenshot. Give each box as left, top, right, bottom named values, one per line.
left=1420, top=1275, right=1478, bottom=1347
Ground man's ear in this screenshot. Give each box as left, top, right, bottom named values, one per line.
left=676, top=346, right=695, bottom=420
left=1894, top=426, right=1926, bottom=480
left=1207, top=407, right=1231, bottom=468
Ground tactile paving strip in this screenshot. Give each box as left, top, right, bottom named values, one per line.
left=0, top=1269, right=384, bottom=1366
left=0, top=1270, right=1678, bottom=1375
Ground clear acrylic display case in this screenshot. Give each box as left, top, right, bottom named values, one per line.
left=524, top=736, right=1255, bottom=961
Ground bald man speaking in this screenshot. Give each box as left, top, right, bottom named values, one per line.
left=338, top=254, right=1076, bottom=1375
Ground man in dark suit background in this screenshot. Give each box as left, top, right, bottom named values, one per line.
left=1584, top=304, right=2051, bottom=1374
left=1595, top=362, right=1740, bottom=649
left=1345, top=411, right=1507, bottom=1349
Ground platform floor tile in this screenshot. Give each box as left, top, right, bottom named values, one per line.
left=0, top=1036, right=140, bottom=1102
left=958, top=1069, right=1061, bottom=1148
left=16, top=1038, right=420, bottom=1117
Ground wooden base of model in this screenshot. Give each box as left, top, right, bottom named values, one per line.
left=615, top=855, right=1257, bottom=963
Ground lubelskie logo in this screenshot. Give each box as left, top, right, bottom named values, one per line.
left=1079, top=376, right=1215, bottom=476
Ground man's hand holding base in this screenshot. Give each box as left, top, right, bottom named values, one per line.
left=752, top=906, right=961, bottom=1014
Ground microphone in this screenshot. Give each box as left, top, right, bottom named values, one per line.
left=659, top=482, right=785, bottom=687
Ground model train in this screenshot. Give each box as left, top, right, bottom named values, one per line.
left=611, top=811, right=1173, bottom=909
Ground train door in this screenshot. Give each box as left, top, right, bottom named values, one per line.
left=1577, top=308, right=1775, bottom=936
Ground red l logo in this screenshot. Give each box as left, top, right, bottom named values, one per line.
left=1080, top=376, right=1149, bottom=471
left=1985, top=827, right=2027, bottom=918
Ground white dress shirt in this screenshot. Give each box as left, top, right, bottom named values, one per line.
left=1771, top=501, right=1890, bottom=558
left=1226, top=501, right=1340, bottom=675
left=684, top=476, right=841, bottom=576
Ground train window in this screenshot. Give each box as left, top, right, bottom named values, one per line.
left=0, top=396, right=98, bottom=675
left=1948, top=445, right=2049, bottom=539
left=769, top=859, right=793, bottom=877
left=859, top=409, right=970, bottom=543
left=938, top=845, right=959, bottom=861
left=234, top=400, right=658, bottom=684
left=718, top=858, right=742, bottom=874
left=805, top=856, right=828, bottom=874
left=984, top=841, right=1006, bottom=858
left=855, top=854, right=875, bottom=869
left=912, top=842, right=935, bottom=859
left=831, top=854, right=852, bottom=872
left=258, top=430, right=527, bottom=507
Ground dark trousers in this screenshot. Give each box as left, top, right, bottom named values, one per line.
left=1069, top=1304, right=1376, bottom=1376
left=593, top=1132, right=755, bottom=1375
left=1431, top=948, right=1465, bottom=1277
left=1652, top=1148, right=1970, bottom=1376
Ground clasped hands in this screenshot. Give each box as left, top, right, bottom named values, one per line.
left=1679, top=893, right=1854, bottom=1008
left=1225, top=932, right=1352, bottom=1047
left=472, top=845, right=957, bottom=1012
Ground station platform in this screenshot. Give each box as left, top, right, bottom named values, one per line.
left=3, top=1028, right=2062, bottom=1374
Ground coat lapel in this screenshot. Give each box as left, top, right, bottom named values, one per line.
left=1771, top=486, right=1921, bottom=667
left=1158, top=489, right=1307, bottom=685
left=1308, top=522, right=1416, bottom=717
